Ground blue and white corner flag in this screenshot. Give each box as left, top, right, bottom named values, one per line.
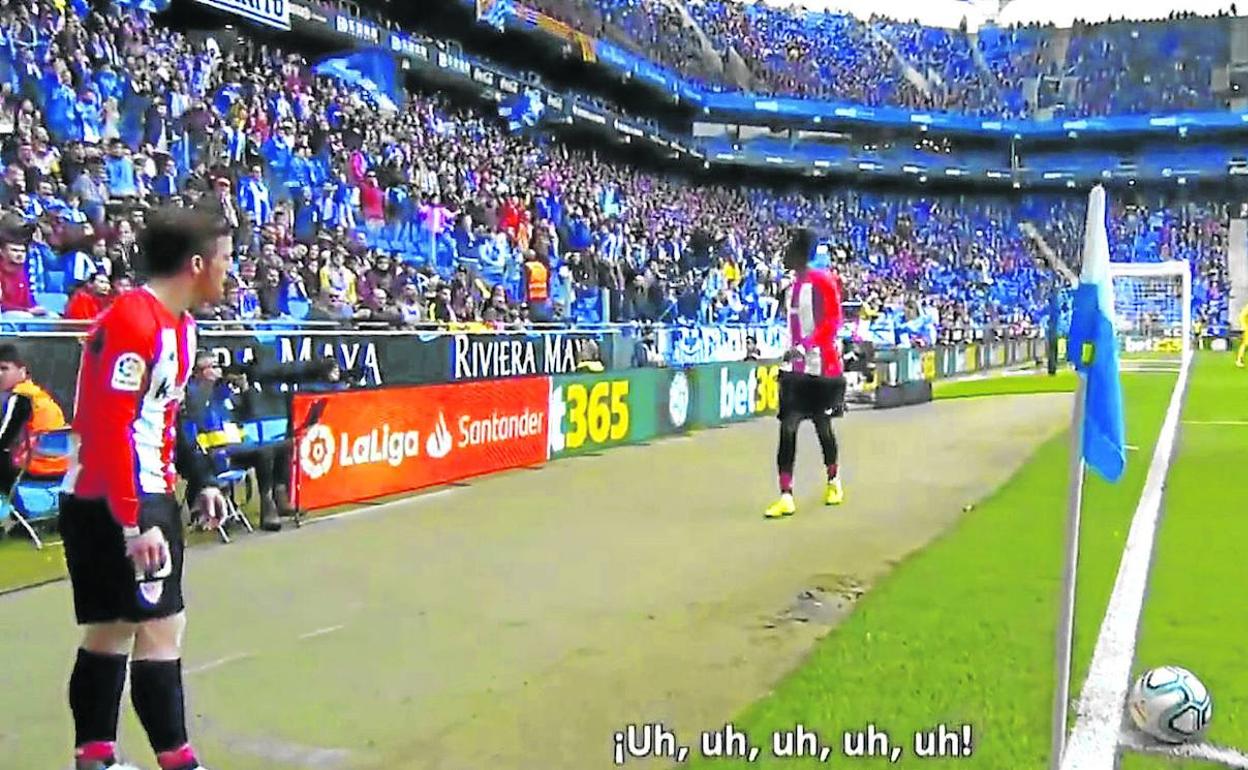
left=1068, top=184, right=1126, bottom=482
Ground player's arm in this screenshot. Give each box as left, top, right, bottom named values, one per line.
left=86, top=313, right=155, bottom=538
left=0, top=392, right=33, bottom=451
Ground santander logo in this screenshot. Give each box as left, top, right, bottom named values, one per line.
left=426, top=413, right=453, bottom=459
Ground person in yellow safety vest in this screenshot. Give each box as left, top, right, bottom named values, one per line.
left=524, top=249, right=553, bottom=324
left=0, top=343, right=69, bottom=495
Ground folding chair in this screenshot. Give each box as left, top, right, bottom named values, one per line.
left=183, top=418, right=255, bottom=544
left=208, top=457, right=254, bottom=544
left=2, top=428, right=72, bottom=550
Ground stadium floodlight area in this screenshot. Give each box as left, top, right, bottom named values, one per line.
left=1109, top=261, right=1191, bottom=373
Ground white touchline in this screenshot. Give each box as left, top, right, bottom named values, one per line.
left=298, top=624, right=345, bottom=640
left=1061, top=351, right=1193, bottom=770
left=186, top=652, right=253, bottom=675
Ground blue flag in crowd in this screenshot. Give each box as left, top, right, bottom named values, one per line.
left=477, top=0, right=513, bottom=31
left=498, top=90, right=544, bottom=133
left=313, top=49, right=404, bottom=113
left=1068, top=184, right=1126, bottom=482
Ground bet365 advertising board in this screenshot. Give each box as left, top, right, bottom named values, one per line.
left=547, top=368, right=695, bottom=459
left=292, top=360, right=781, bottom=510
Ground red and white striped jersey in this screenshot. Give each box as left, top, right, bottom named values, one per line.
left=785, top=267, right=844, bottom=378
left=65, top=288, right=196, bottom=534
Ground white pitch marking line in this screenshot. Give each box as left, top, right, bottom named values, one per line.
left=1183, top=420, right=1248, bottom=426
left=1121, top=734, right=1248, bottom=769
left=1060, top=351, right=1194, bottom=770
left=298, top=624, right=345, bottom=640
left=186, top=652, right=253, bottom=675
left=306, top=488, right=459, bottom=526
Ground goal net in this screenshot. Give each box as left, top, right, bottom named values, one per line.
left=1108, top=261, right=1191, bottom=372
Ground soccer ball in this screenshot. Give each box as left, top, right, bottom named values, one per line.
left=1127, top=666, right=1213, bottom=743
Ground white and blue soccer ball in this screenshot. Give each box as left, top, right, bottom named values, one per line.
left=1128, top=665, right=1213, bottom=743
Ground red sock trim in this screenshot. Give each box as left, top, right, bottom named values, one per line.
left=827, top=465, right=838, bottom=481
left=76, top=741, right=116, bottom=762
left=779, top=472, right=793, bottom=493
left=157, top=744, right=197, bottom=770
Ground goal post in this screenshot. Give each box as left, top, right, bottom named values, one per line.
left=1107, top=261, right=1191, bottom=372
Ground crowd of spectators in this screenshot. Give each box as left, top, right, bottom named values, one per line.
left=0, top=0, right=1232, bottom=350
left=526, top=0, right=1232, bottom=118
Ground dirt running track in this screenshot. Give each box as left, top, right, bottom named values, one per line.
left=0, top=393, right=1069, bottom=770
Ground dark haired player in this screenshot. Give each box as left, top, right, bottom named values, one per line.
left=60, top=207, right=232, bottom=770
left=765, top=228, right=847, bottom=519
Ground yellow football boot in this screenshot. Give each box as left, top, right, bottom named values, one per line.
left=825, top=478, right=844, bottom=506
left=764, top=493, right=796, bottom=519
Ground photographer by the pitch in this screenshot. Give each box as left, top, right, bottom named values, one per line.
left=178, top=352, right=295, bottom=532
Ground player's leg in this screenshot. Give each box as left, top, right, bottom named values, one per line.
left=814, top=375, right=847, bottom=506
left=71, top=623, right=136, bottom=770
left=765, top=411, right=802, bottom=519
left=1237, top=333, right=1247, bottom=367
left=812, top=414, right=843, bottom=505
left=766, top=371, right=804, bottom=518
left=131, top=613, right=201, bottom=770
left=61, top=497, right=140, bottom=770
left=125, top=495, right=202, bottom=769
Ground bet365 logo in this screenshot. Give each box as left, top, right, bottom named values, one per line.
left=719, top=365, right=779, bottom=420
left=548, top=380, right=630, bottom=453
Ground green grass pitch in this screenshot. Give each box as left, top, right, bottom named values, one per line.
left=685, top=366, right=1180, bottom=769
left=1121, top=355, right=1248, bottom=769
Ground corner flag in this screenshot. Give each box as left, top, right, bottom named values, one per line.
left=1051, top=185, right=1128, bottom=769
left=1067, top=185, right=1126, bottom=482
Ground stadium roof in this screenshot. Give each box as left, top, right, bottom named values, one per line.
left=754, top=0, right=1238, bottom=29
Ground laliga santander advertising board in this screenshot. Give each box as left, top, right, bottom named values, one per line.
left=291, top=377, right=550, bottom=509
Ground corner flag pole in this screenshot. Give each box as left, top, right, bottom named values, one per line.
left=1051, top=375, right=1088, bottom=770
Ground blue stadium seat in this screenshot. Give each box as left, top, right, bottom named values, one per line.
left=35, top=292, right=68, bottom=315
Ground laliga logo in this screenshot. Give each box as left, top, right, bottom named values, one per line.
left=426, top=413, right=453, bottom=459
left=300, top=424, right=336, bottom=479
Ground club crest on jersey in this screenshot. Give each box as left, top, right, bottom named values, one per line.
left=110, top=353, right=146, bottom=392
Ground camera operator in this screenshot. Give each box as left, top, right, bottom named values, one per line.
left=178, top=352, right=296, bottom=532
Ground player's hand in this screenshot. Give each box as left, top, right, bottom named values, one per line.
left=783, top=346, right=805, bottom=363
left=125, top=527, right=169, bottom=576
left=194, top=487, right=229, bottom=529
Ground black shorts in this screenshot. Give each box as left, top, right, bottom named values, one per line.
left=778, top=371, right=847, bottom=421
left=59, top=494, right=185, bottom=625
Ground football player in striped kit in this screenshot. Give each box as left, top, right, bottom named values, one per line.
left=765, top=228, right=848, bottom=519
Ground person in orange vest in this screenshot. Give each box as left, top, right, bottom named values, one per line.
left=0, top=343, right=69, bottom=495
left=524, top=249, right=553, bottom=324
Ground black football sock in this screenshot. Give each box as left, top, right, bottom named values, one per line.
left=130, top=659, right=193, bottom=763
left=69, top=648, right=128, bottom=755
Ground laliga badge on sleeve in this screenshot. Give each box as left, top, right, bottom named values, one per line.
left=110, top=352, right=147, bottom=392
